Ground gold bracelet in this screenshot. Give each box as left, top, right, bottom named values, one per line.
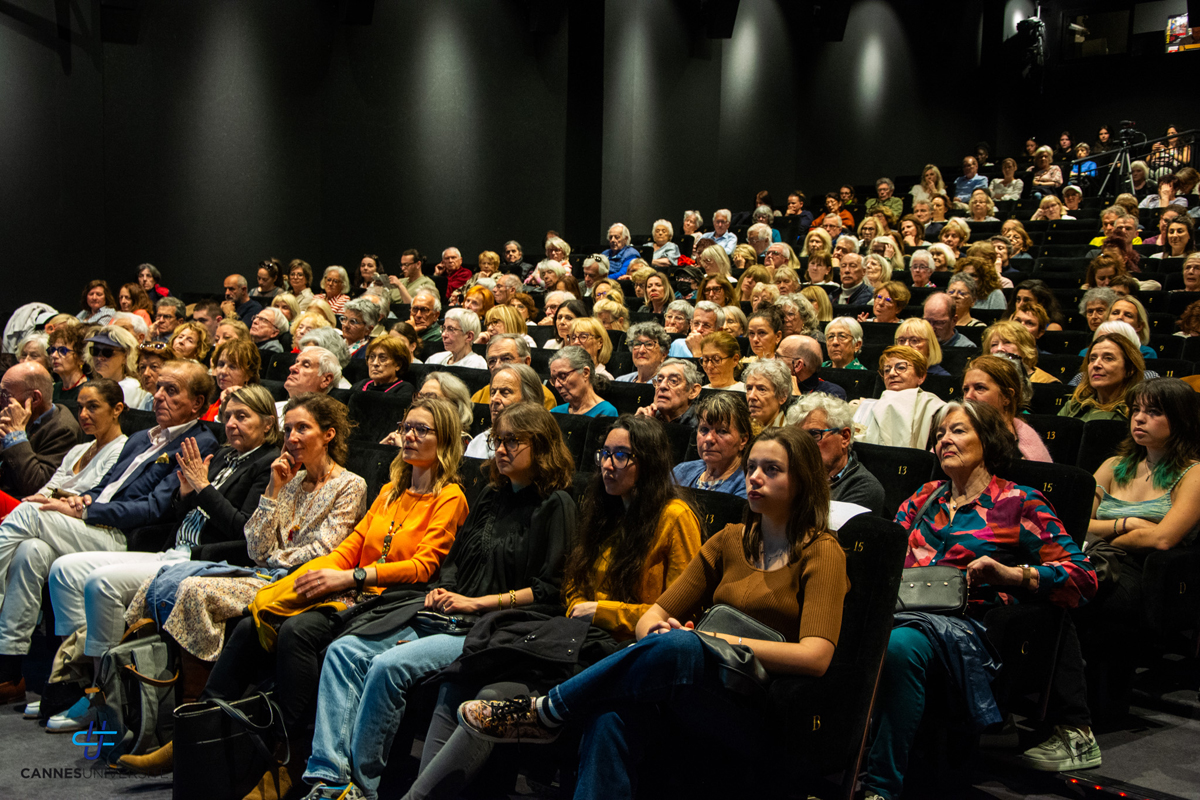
left=509, top=589, right=517, bottom=608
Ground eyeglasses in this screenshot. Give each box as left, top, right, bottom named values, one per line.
left=90, top=346, right=120, bottom=359
left=442, top=325, right=464, bottom=336
left=48, top=346, right=74, bottom=356
left=874, top=294, right=895, bottom=305
left=651, top=374, right=687, bottom=389
left=595, top=448, right=635, bottom=469
left=343, top=317, right=366, bottom=327
left=806, top=427, right=840, bottom=441
left=487, top=434, right=527, bottom=452
left=895, top=336, right=925, bottom=348
left=568, top=333, right=594, bottom=344
left=699, top=354, right=732, bottom=366
left=410, top=305, right=436, bottom=316
left=366, top=354, right=394, bottom=364
left=550, top=368, right=578, bottom=385
left=629, top=340, right=659, bottom=352
left=827, top=332, right=855, bottom=343
left=398, top=421, right=435, bottom=439
left=486, top=354, right=518, bottom=369
left=881, top=362, right=913, bottom=376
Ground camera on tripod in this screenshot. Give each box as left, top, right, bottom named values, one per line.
left=1117, top=120, right=1141, bottom=144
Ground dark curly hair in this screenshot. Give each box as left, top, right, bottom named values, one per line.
left=282, top=392, right=352, bottom=466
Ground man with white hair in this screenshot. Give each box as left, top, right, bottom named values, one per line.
left=786, top=392, right=885, bottom=516
left=470, top=334, right=557, bottom=409
left=602, top=224, right=640, bottom=279
left=275, top=346, right=340, bottom=423
left=866, top=177, right=903, bottom=218
left=777, top=335, right=847, bottom=400
left=250, top=307, right=290, bottom=354
left=492, top=274, right=522, bottom=306
left=747, top=223, right=773, bottom=258
left=836, top=253, right=872, bottom=306
left=709, top=209, right=737, bottom=254
left=822, top=213, right=846, bottom=247
left=110, top=312, right=149, bottom=344
left=221, top=274, right=263, bottom=328
left=434, top=247, right=472, bottom=294
left=635, top=359, right=703, bottom=428
left=582, top=255, right=610, bottom=297
left=538, top=291, right=572, bottom=327
left=409, top=288, right=443, bottom=345
left=668, top=301, right=724, bottom=357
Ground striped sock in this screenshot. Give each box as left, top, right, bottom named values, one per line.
left=536, top=696, right=564, bottom=727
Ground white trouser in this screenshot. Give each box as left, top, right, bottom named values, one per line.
left=0, top=504, right=126, bottom=656
left=49, top=549, right=190, bottom=657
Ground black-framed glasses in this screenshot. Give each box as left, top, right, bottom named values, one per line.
left=48, top=346, right=73, bottom=357
left=549, top=368, right=578, bottom=385
left=487, top=434, right=527, bottom=452
left=699, top=354, right=732, bottom=367
left=629, top=340, right=659, bottom=352
left=595, top=448, right=635, bottom=469
left=806, top=427, right=839, bottom=441
left=486, top=354, right=518, bottom=369
left=139, top=341, right=170, bottom=353
left=651, top=374, right=687, bottom=389
left=398, top=421, right=435, bottom=439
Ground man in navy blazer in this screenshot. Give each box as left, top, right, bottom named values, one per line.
left=0, top=360, right=217, bottom=704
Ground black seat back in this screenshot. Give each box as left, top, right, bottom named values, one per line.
left=854, top=442, right=939, bottom=520
left=348, top=391, right=411, bottom=442
left=344, top=442, right=398, bottom=502
left=1022, top=414, right=1084, bottom=465
left=1076, top=418, right=1130, bottom=475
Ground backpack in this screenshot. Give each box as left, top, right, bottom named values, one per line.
left=92, top=619, right=179, bottom=764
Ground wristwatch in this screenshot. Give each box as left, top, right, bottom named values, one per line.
left=353, top=567, right=367, bottom=594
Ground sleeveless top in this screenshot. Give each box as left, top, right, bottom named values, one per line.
left=1096, top=462, right=1200, bottom=548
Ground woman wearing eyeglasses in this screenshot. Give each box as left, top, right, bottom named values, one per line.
left=298, top=402, right=576, bottom=800
left=425, top=309, right=487, bottom=369
left=822, top=318, right=866, bottom=371
left=402, top=413, right=700, bottom=800
left=314, top=266, right=351, bottom=315
left=568, top=317, right=615, bottom=380
left=48, top=324, right=90, bottom=404
left=350, top=335, right=413, bottom=403
left=855, top=346, right=947, bottom=449
left=549, top=346, right=617, bottom=418
left=617, top=322, right=669, bottom=384
left=699, top=331, right=745, bottom=391
left=858, top=281, right=909, bottom=325
left=946, top=274, right=985, bottom=329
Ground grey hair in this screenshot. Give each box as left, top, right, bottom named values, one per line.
left=487, top=333, right=531, bottom=359
left=656, top=358, right=705, bottom=387
left=298, top=346, right=342, bottom=389
left=875, top=177, right=896, bottom=191
left=496, top=274, right=522, bottom=292
left=909, top=249, right=934, bottom=270
left=17, top=332, right=49, bottom=362
left=412, top=287, right=443, bottom=314
left=492, top=363, right=543, bottom=405
left=684, top=210, right=704, bottom=228
left=654, top=218, right=674, bottom=238
left=607, top=223, right=631, bottom=247
left=112, top=311, right=148, bottom=338
left=322, top=265, right=351, bottom=292
left=947, top=272, right=977, bottom=296
left=444, top=308, right=481, bottom=338
left=443, top=247, right=462, bottom=259
left=1079, top=287, right=1120, bottom=315
left=753, top=205, right=774, bottom=221
left=504, top=240, right=523, bottom=255
left=776, top=294, right=819, bottom=335
left=627, top=321, right=670, bottom=351
left=157, top=296, right=186, bottom=315
left=666, top=300, right=694, bottom=322
left=714, top=208, right=732, bottom=223
left=229, top=274, right=249, bottom=289
left=1094, top=320, right=1142, bottom=350
left=1100, top=205, right=1128, bottom=220
left=835, top=235, right=860, bottom=253
left=543, top=290, right=571, bottom=309
left=260, top=306, right=291, bottom=334
left=550, top=345, right=598, bottom=386
left=785, top=391, right=855, bottom=431
left=422, top=371, right=473, bottom=427
left=747, top=222, right=773, bottom=244
left=343, top=297, right=381, bottom=329
left=693, top=301, right=726, bottom=328
left=583, top=254, right=610, bottom=276
left=300, top=328, right=350, bottom=368
left=545, top=236, right=571, bottom=258
left=826, top=317, right=864, bottom=344
left=741, top=358, right=792, bottom=402
left=138, top=263, right=162, bottom=281
left=363, top=287, right=391, bottom=319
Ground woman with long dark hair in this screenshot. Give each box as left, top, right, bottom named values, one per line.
left=457, top=426, right=849, bottom=800
left=400, top=414, right=702, bottom=799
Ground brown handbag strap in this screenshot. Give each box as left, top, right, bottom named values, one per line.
left=120, top=618, right=159, bottom=643
left=122, top=663, right=179, bottom=687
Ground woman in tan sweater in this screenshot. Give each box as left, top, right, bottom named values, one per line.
left=456, top=425, right=849, bottom=799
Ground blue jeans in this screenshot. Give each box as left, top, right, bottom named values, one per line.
left=303, top=626, right=466, bottom=799
left=548, top=630, right=766, bottom=800
left=863, top=626, right=935, bottom=800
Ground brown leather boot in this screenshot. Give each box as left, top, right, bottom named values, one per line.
left=179, top=651, right=214, bottom=703
left=241, top=762, right=293, bottom=800
left=117, top=740, right=173, bottom=776
left=0, top=677, right=26, bottom=705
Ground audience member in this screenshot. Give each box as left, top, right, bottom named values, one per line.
left=777, top=335, right=847, bottom=400
left=222, top=274, right=264, bottom=327
left=673, top=391, right=751, bottom=497
left=962, top=355, right=1051, bottom=461
left=635, top=359, right=703, bottom=428
left=549, top=347, right=617, bottom=418
left=276, top=346, right=341, bottom=423
left=836, top=253, right=872, bottom=306
left=464, top=363, right=544, bottom=459
left=788, top=392, right=885, bottom=515
left=924, top=292, right=978, bottom=349
left=855, top=346, right=946, bottom=449
left=742, top=357, right=791, bottom=431
left=0, top=362, right=83, bottom=501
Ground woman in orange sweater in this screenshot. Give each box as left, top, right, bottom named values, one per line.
left=402, top=414, right=702, bottom=799
left=457, top=426, right=850, bottom=800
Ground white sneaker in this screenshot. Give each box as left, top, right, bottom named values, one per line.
left=45, top=696, right=97, bottom=733
left=22, top=700, right=40, bottom=719
left=1017, top=725, right=1102, bottom=772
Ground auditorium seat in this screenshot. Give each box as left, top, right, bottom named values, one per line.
left=1036, top=353, right=1083, bottom=382
left=119, top=408, right=157, bottom=436
left=1149, top=358, right=1193, bottom=378
left=551, top=412, right=593, bottom=469
left=690, top=489, right=748, bottom=542
left=265, top=352, right=297, bottom=381
left=854, top=442, right=938, bottom=520
left=1028, top=381, right=1069, bottom=415
left=470, top=403, right=491, bottom=436
left=820, top=368, right=876, bottom=401
left=459, top=457, right=489, bottom=508
left=994, top=459, right=1094, bottom=546
left=344, top=442, right=399, bottom=501
left=1076, top=419, right=1130, bottom=475
left=1022, top=413, right=1084, bottom=465
left=596, top=380, right=655, bottom=415
left=348, top=391, right=411, bottom=442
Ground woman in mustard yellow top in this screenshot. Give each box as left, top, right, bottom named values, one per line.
left=402, top=414, right=701, bottom=800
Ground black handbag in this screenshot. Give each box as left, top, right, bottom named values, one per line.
left=172, top=692, right=288, bottom=800
left=414, top=609, right=479, bottom=635
left=695, top=603, right=784, bottom=642
left=895, top=485, right=969, bottom=615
